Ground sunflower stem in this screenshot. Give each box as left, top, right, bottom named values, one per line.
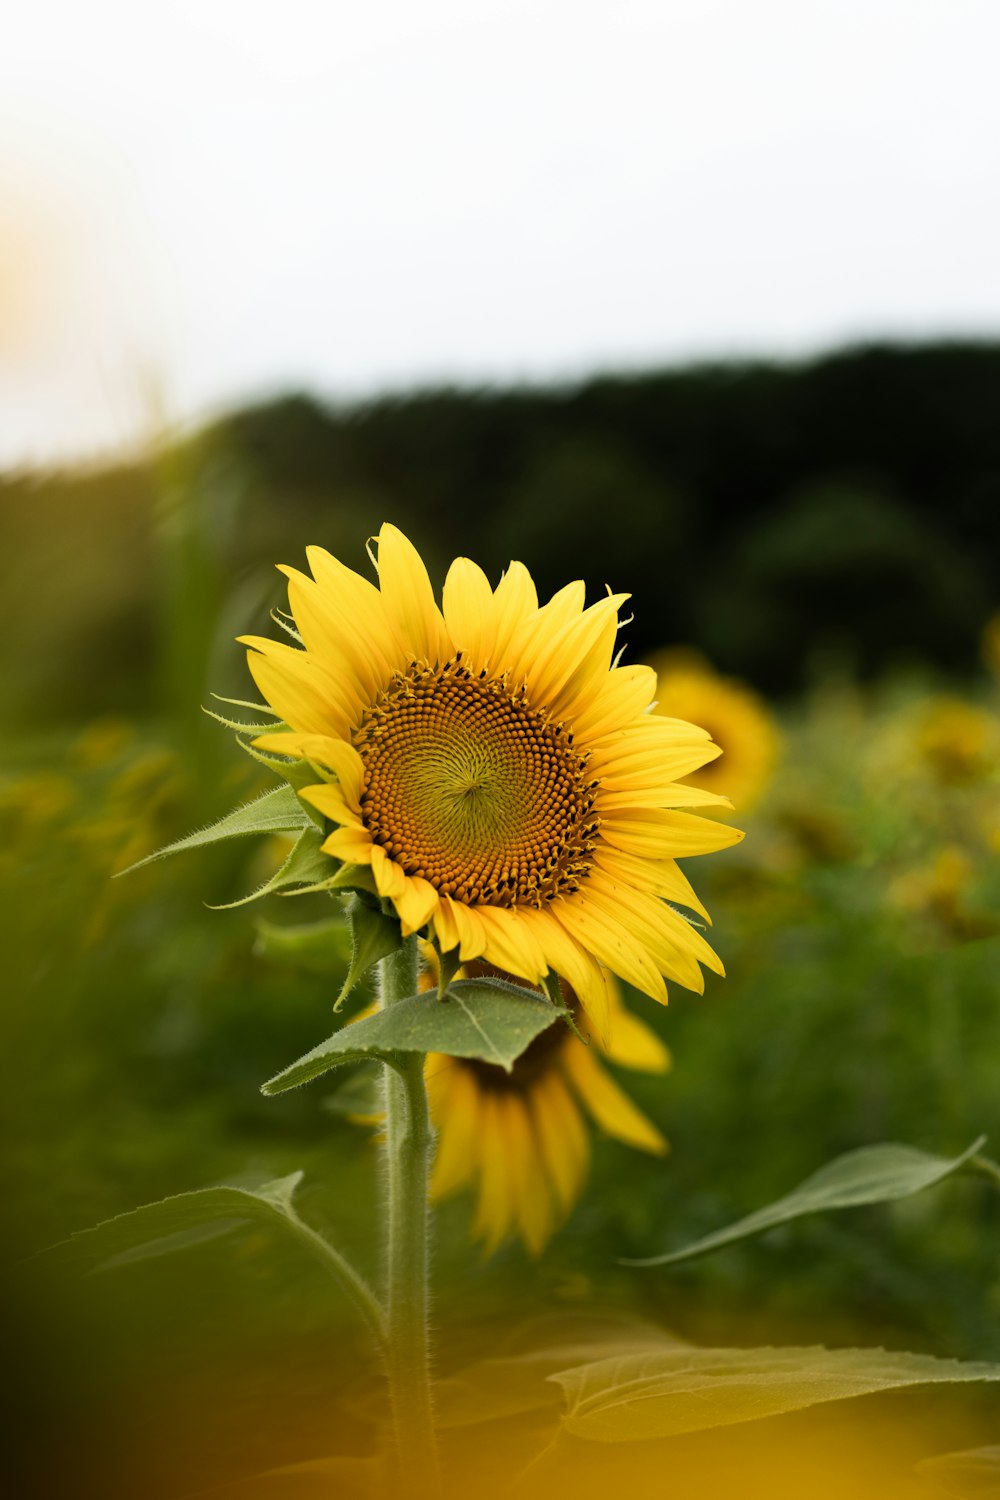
left=380, top=934, right=441, bottom=1496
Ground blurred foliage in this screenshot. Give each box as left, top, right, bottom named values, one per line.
left=4, top=342, right=1000, bottom=730
left=2, top=342, right=1000, bottom=1495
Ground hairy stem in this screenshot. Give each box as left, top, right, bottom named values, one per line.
left=381, top=935, right=441, bottom=1494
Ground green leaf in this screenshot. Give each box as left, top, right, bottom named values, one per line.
left=915, top=1446, right=1000, bottom=1498
left=209, top=825, right=335, bottom=909
left=186, top=1455, right=379, bottom=1499
left=550, top=1342, right=1000, bottom=1443
left=31, top=1172, right=388, bottom=1347
left=116, top=785, right=312, bottom=875
left=32, top=1173, right=306, bottom=1274
left=335, top=896, right=402, bottom=1010
left=436, top=1320, right=681, bottom=1430
left=624, top=1137, right=987, bottom=1267
left=254, top=915, right=352, bottom=974
left=262, top=978, right=561, bottom=1095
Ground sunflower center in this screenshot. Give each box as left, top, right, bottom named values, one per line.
left=353, top=658, right=598, bottom=907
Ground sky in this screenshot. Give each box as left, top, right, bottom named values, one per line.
left=2, top=0, right=999, bottom=468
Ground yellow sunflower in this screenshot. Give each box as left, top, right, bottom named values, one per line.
left=647, top=651, right=779, bottom=814
left=245, top=525, right=742, bottom=1042
left=425, top=962, right=669, bottom=1256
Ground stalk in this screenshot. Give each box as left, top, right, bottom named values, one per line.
left=380, top=935, right=441, bottom=1495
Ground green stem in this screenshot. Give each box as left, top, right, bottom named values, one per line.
left=284, top=1209, right=388, bottom=1354
left=969, top=1154, right=1000, bottom=1191
left=380, top=935, right=441, bottom=1495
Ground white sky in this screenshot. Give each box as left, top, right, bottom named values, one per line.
left=1, top=0, right=999, bottom=468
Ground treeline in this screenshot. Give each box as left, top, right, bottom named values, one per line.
left=5, top=342, right=1000, bottom=723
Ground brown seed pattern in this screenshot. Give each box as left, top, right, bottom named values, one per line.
left=353, top=658, right=598, bottom=908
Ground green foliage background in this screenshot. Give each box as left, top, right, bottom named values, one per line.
left=2, top=341, right=999, bottom=1496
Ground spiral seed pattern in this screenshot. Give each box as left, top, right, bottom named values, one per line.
left=353, top=658, right=598, bottom=908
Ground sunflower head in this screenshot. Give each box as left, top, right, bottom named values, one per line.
left=244, top=525, right=743, bottom=1041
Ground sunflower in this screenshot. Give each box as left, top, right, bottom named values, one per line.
left=647, top=651, right=779, bottom=814
left=245, top=525, right=742, bottom=1041
left=425, top=961, right=669, bottom=1256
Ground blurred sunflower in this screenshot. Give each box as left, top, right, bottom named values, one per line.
left=246, top=526, right=742, bottom=1041
left=647, top=652, right=779, bottom=814
left=425, top=960, right=669, bottom=1256
left=914, top=697, right=996, bottom=785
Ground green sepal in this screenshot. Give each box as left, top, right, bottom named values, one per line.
left=262, top=977, right=561, bottom=1095
left=541, top=971, right=588, bottom=1043
left=334, top=895, right=403, bottom=1011
left=115, top=784, right=312, bottom=876
left=326, top=861, right=379, bottom=897
left=235, top=736, right=333, bottom=797
left=433, top=939, right=462, bottom=999
left=207, top=825, right=334, bottom=910
left=254, top=915, right=352, bottom=975
left=624, top=1136, right=987, bottom=1267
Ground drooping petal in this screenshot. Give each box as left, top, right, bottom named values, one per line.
left=529, top=1070, right=590, bottom=1216
left=562, top=1042, right=668, bottom=1156
left=427, top=1060, right=480, bottom=1197
left=501, top=1093, right=553, bottom=1255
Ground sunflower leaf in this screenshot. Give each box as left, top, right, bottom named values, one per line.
left=334, top=896, right=403, bottom=1010
left=207, top=825, right=333, bottom=910
left=29, top=1174, right=305, bottom=1274
left=115, top=785, right=312, bottom=875
left=262, top=978, right=560, bottom=1094
left=915, top=1445, right=1000, bottom=1498
left=623, top=1137, right=986, bottom=1267
left=550, top=1341, right=1000, bottom=1443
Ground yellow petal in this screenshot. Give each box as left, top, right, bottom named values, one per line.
left=472, top=1092, right=515, bottom=1255
left=475, top=905, right=548, bottom=987
left=562, top=1042, right=668, bottom=1156
left=252, top=733, right=366, bottom=808
left=596, top=782, right=734, bottom=813
left=501, top=1093, right=554, bottom=1256
left=599, top=808, right=745, bottom=859
left=516, top=908, right=612, bottom=1046
left=554, top=894, right=667, bottom=1005
left=490, top=560, right=539, bottom=664
left=600, top=980, right=672, bottom=1073
left=507, top=579, right=586, bottom=689
left=450, top=900, right=489, bottom=962
left=529, top=1071, right=590, bottom=1216
left=370, top=843, right=408, bottom=901
left=427, top=1060, right=480, bottom=1198
left=394, top=876, right=440, bottom=937
left=244, top=642, right=357, bottom=739
left=280, top=566, right=388, bottom=705
left=442, top=557, right=498, bottom=672
left=305, top=545, right=408, bottom=677
left=592, top=843, right=711, bottom=922
left=570, top=664, right=658, bottom=744
left=373, top=523, right=453, bottom=666
left=300, top=781, right=364, bottom=829
left=321, top=827, right=375, bottom=864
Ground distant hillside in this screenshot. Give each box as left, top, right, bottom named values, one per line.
left=4, top=342, right=999, bottom=724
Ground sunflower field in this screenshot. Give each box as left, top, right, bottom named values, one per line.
left=3, top=345, right=1000, bottom=1500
